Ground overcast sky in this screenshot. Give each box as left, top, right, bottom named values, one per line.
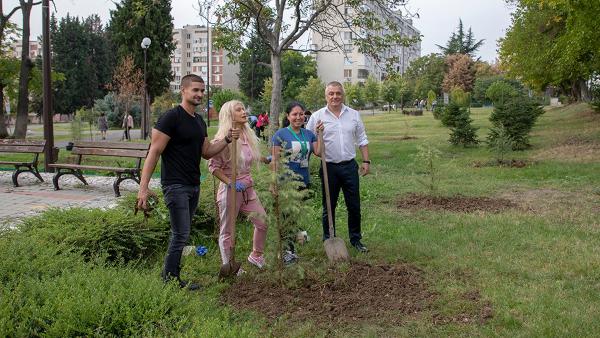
left=5, top=0, right=514, bottom=62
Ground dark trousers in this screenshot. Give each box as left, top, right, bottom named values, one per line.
left=162, top=184, right=200, bottom=278
left=319, top=159, right=362, bottom=244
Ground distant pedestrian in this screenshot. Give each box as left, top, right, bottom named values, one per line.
left=256, top=112, right=269, bottom=141
left=98, top=112, right=108, bottom=140
left=122, top=112, right=134, bottom=141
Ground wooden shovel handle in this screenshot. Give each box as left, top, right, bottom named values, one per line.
left=319, top=132, right=335, bottom=238
left=229, top=131, right=237, bottom=252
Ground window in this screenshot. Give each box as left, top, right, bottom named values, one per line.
left=357, top=69, right=369, bottom=79
left=214, top=74, right=220, bottom=82
left=193, top=66, right=197, bottom=72
left=174, top=57, right=181, bottom=63
left=187, top=62, right=191, bottom=67
left=343, top=44, right=353, bottom=53
left=187, top=43, right=191, bottom=48
left=175, top=76, right=181, bottom=82
left=201, top=66, right=207, bottom=73
left=187, top=52, right=191, bottom=57
left=213, top=56, right=221, bottom=63
left=343, top=69, right=352, bottom=78
left=344, top=57, right=353, bottom=65
left=186, top=34, right=191, bottom=39
left=343, top=32, right=352, bottom=41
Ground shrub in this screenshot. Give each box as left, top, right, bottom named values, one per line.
left=487, top=96, right=544, bottom=150
left=412, top=143, right=442, bottom=195
left=440, top=101, right=463, bottom=127
left=449, top=110, right=479, bottom=147
left=432, top=103, right=445, bottom=120
left=488, top=126, right=512, bottom=163
left=486, top=81, right=518, bottom=105
left=450, top=87, right=470, bottom=107
left=19, top=207, right=169, bottom=263
left=591, top=81, right=600, bottom=113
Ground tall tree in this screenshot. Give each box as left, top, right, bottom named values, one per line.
left=281, top=51, right=317, bottom=101
left=51, top=14, right=113, bottom=115
left=297, top=76, right=325, bottom=111
left=442, top=53, right=476, bottom=93
left=13, top=0, right=42, bottom=139
left=110, top=54, right=144, bottom=124
left=499, top=0, right=600, bottom=99
left=405, top=53, right=446, bottom=98
left=436, top=19, right=484, bottom=58
left=108, top=0, right=175, bottom=100
left=0, top=15, right=20, bottom=138
left=238, top=31, right=271, bottom=100
left=363, top=75, right=381, bottom=114
left=212, top=0, right=417, bottom=129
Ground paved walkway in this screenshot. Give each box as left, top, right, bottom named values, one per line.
left=0, top=171, right=160, bottom=229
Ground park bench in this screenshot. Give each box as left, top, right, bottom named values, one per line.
left=0, top=139, right=46, bottom=187
left=49, top=141, right=149, bottom=197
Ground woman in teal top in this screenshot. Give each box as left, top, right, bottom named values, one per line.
left=271, top=101, right=323, bottom=263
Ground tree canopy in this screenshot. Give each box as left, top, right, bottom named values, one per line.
left=108, top=0, right=175, bottom=100
left=436, top=19, right=484, bottom=58
left=499, top=0, right=600, bottom=99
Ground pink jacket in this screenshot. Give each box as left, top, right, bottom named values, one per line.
left=208, top=136, right=258, bottom=201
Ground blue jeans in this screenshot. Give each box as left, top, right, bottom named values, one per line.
left=162, top=184, right=200, bottom=278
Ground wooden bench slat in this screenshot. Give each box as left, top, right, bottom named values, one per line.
left=0, top=161, right=31, bottom=166
left=0, top=139, right=46, bottom=147
left=71, top=147, right=148, bottom=158
left=0, top=145, right=46, bottom=153
left=49, top=163, right=138, bottom=172
left=74, top=141, right=149, bottom=150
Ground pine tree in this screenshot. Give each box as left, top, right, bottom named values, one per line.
left=238, top=32, right=271, bottom=101
left=108, top=0, right=175, bottom=100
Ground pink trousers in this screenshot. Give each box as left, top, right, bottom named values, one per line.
left=217, top=184, right=267, bottom=264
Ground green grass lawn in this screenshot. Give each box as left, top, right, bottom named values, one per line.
left=1, top=103, right=599, bottom=336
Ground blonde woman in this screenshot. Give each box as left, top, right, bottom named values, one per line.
left=208, top=100, right=270, bottom=270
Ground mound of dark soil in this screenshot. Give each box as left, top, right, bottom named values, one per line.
left=222, top=262, right=434, bottom=326
left=397, top=193, right=517, bottom=213
left=472, top=159, right=529, bottom=168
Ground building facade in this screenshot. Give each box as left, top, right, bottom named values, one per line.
left=10, top=40, right=42, bottom=59
left=311, top=4, right=420, bottom=85
left=170, top=25, right=239, bottom=92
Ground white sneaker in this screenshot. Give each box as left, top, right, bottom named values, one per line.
left=247, top=255, right=266, bottom=269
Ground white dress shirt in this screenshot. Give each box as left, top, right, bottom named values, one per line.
left=306, top=104, right=369, bottom=163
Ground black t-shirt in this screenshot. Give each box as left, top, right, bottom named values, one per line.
left=155, top=105, right=208, bottom=186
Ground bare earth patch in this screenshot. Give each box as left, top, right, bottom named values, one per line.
left=396, top=193, right=518, bottom=213
left=472, top=159, right=530, bottom=168
left=380, top=135, right=419, bottom=141
left=222, top=261, right=492, bottom=328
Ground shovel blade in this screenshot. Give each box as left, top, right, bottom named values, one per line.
left=218, top=260, right=242, bottom=279
left=324, top=237, right=350, bottom=262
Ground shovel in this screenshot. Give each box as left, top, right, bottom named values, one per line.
left=319, top=131, right=349, bottom=262
left=219, top=128, right=242, bottom=279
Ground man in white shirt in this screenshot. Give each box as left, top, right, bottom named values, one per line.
left=306, top=81, right=370, bottom=252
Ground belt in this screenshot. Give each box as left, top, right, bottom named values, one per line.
left=327, top=159, right=355, bottom=165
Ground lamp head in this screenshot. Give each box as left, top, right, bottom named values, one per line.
left=141, top=37, right=151, bottom=49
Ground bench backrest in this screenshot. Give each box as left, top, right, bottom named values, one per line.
left=72, top=141, right=149, bottom=158
left=0, top=139, right=47, bottom=154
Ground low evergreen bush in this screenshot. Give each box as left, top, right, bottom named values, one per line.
left=440, top=101, right=463, bottom=127
left=487, top=96, right=544, bottom=150
left=449, top=110, right=479, bottom=147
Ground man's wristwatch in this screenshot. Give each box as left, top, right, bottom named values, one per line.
left=362, top=160, right=371, bottom=164
left=225, top=135, right=232, bottom=144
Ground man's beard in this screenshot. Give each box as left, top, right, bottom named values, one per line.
left=188, top=97, right=203, bottom=107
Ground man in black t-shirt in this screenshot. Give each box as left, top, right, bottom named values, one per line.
left=137, top=74, right=239, bottom=290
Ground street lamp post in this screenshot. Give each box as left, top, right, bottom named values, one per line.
left=141, top=37, right=151, bottom=139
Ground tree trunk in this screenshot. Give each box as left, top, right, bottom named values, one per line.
left=269, top=52, right=283, bottom=132
left=13, top=2, right=33, bottom=139
left=0, top=83, right=8, bottom=138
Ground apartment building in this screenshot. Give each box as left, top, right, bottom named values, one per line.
left=311, top=3, right=420, bottom=85
left=170, top=25, right=239, bottom=91
left=10, top=40, right=42, bottom=59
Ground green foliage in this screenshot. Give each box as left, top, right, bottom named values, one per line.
left=432, top=103, right=445, bottom=120
left=436, top=19, right=485, bottom=57
left=70, top=115, right=83, bottom=142
left=344, top=82, right=365, bottom=109
left=238, top=32, right=272, bottom=100
left=212, top=88, right=247, bottom=114
left=108, top=0, right=176, bottom=99
left=488, top=96, right=544, bottom=150
left=411, top=143, right=442, bottom=194
left=405, top=53, right=446, bottom=98
left=427, top=90, right=437, bottom=110
left=473, top=75, right=524, bottom=106
left=151, top=90, right=179, bottom=123
left=499, top=1, right=600, bottom=98
left=297, top=77, right=326, bottom=111
left=449, top=110, right=479, bottom=147
left=380, top=78, right=399, bottom=110
left=486, top=80, right=519, bottom=105
left=488, top=126, right=512, bottom=163
left=51, top=14, right=114, bottom=115
left=450, top=87, right=470, bottom=107
left=441, top=101, right=464, bottom=128
left=281, top=51, right=317, bottom=100
left=363, top=76, right=381, bottom=112
left=261, top=77, right=273, bottom=112
left=19, top=207, right=168, bottom=263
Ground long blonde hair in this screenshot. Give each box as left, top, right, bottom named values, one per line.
left=215, top=100, right=261, bottom=166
